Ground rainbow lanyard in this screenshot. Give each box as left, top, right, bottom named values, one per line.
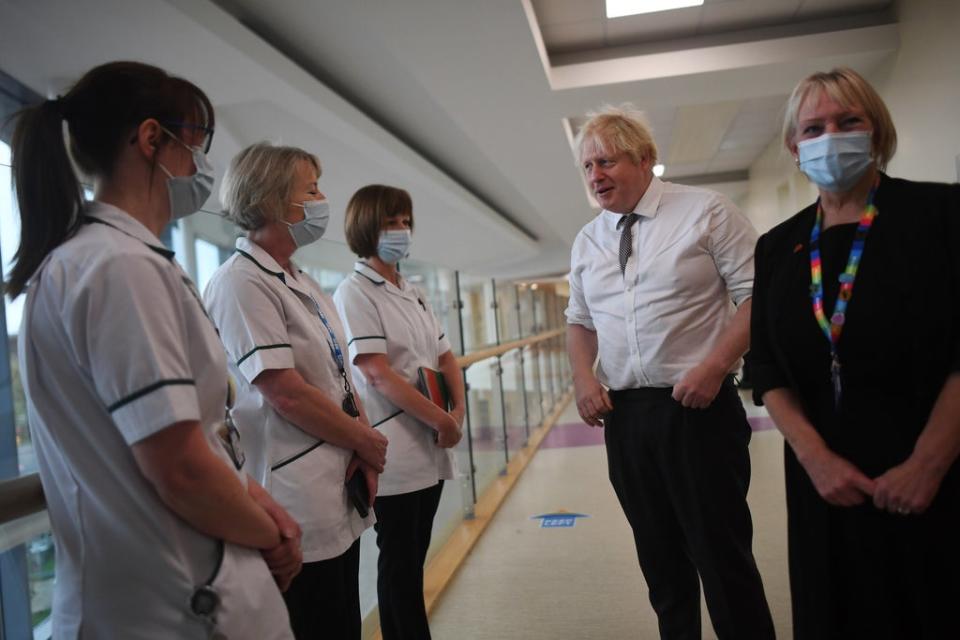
left=809, top=179, right=879, bottom=407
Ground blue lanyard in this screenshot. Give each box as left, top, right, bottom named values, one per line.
left=308, top=296, right=359, bottom=418
left=309, top=296, right=346, bottom=375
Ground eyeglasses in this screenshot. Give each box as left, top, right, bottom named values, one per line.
left=160, top=120, right=214, bottom=154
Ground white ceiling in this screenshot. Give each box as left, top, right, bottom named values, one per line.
left=1, top=0, right=900, bottom=278
left=535, top=0, right=893, bottom=54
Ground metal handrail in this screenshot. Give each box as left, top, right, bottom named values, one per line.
left=0, top=327, right=568, bottom=529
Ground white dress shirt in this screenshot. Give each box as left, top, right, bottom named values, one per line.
left=334, top=261, right=456, bottom=496
left=565, top=177, right=757, bottom=390
left=204, top=237, right=373, bottom=563
left=20, top=202, right=291, bottom=639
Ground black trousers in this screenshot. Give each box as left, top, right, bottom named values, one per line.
left=282, top=537, right=361, bottom=640
left=374, top=481, right=444, bottom=640
left=605, top=381, right=775, bottom=640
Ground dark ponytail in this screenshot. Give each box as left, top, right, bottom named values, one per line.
left=5, top=61, right=214, bottom=298
left=7, top=98, right=84, bottom=298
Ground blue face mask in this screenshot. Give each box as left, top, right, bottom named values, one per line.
left=285, top=199, right=330, bottom=247
left=158, top=142, right=215, bottom=220
left=377, top=229, right=412, bottom=264
left=797, top=131, right=874, bottom=193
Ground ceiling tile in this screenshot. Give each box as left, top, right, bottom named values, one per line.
left=708, top=154, right=756, bottom=172
left=667, top=100, right=741, bottom=164
left=738, top=94, right=791, bottom=115
left=663, top=160, right=713, bottom=178
left=796, top=0, right=891, bottom=19
left=541, top=20, right=606, bottom=52
left=530, top=0, right=606, bottom=26
left=698, top=0, right=800, bottom=34
left=604, top=5, right=705, bottom=46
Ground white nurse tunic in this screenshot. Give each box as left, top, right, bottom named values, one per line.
left=333, top=261, right=456, bottom=497
left=18, top=202, right=291, bottom=639
left=204, top=238, right=373, bottom=562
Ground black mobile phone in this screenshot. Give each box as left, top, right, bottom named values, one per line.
left=346, top=471, right=370, bottom=518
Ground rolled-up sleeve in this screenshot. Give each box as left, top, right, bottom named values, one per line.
left=707, top=196, right=758, bottom=306
left=565, top=232, right=595, bottom=330
left=204, top=269, right=294, bottom=384
left=333, top=280, right=388, bottom=362
left=746, top=233, right=790, bottom=405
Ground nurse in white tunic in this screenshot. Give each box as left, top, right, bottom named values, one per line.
left=9, top=62, right=296, bottom=639
left=333, top=185, right=466, bottom=640
left=204, top=143, right=387, bottom=640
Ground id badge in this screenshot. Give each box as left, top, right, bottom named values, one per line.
left=342, top=392, right=360, bottom=418
left=216, top=416, right=246, bottom=471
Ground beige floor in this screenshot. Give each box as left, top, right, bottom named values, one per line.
left=429, top=398, right=793, bottom=639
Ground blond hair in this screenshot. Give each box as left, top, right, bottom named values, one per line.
left=782, top=67, right=897, bottom=170
left=220, top=142, right=321, bottom=230
left=575, top=105, right=658, bottom=167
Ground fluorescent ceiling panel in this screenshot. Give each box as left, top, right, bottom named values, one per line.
left=606, top=0, right=704, bottom=19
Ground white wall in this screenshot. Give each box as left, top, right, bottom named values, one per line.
left=878, top=0, right=960, bottom=183
left=741, top=0, right=960, bottom=234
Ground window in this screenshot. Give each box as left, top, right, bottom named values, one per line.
left=1, top=66, right=54, bottom=639
left=194, top=237, right=222, bottom=294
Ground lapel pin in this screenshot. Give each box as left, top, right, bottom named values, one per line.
left=793, top=243, right=804, bottom=254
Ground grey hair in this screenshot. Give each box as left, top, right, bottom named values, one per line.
left=575, top=104, right=659, bottom=167
left=220, top=142, right=321, bottom=230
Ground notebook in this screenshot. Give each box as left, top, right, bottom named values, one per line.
left=417, top=367, right=451, bottom=411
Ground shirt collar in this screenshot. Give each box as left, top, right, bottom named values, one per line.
left=235, top=237, right=308, bottom=295
left=601, top=176, right=664, bottom=230
left=84, top=201, right=174, bottom=260
left=354, top=260, right=408, bottom=291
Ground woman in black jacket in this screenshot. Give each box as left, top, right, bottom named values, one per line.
left=748, top=67, right=959, bottom=639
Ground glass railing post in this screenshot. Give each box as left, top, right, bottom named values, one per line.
left=515, top=286, right=530, bottom=444
left=496, top=356, right=509, bottom=471
left=530, top=289, right=544, bottom=424
left=455, top=271, right=477, bottom=515
left=490, top=279, right=509, bottom=471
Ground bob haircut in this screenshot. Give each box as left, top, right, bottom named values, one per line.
left=575, top=104, right=659, bottom=168
left=220, top=142, right=321, bottom=231
left=782, top=67, right=897, bottom=170
left=344, top=184, right=414, bottom=258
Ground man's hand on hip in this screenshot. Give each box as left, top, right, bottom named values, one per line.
left=574, top=375, right=613, bottom=427
left=672, top=361, right=727, bottom=409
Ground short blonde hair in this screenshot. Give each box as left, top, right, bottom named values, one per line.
left=576, top=105, right=659, bottom=167
left=220, top=142, right=321, bottom=230
left=345, top=184, right=413, bottom=258
left=782, top=67, right=897, bottom=170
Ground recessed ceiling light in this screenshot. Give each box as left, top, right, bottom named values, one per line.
left=606, top=0, right=704, bottom=19
left=653, top=164, right=665, bottom=177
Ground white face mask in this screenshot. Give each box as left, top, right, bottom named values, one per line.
left=157, top=129, right=215, bottom=220
left=797, top=131, right=874, bottom=193
left=284, top=199, right=330, bottom=247
left=377, top=229, right=412, bottom=264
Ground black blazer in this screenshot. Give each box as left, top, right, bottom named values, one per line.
left=748, top=173, right=960, bottom=422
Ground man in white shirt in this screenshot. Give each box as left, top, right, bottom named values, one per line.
left=566, top=107, right=775, bottom=640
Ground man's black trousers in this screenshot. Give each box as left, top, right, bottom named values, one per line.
left=605, top=380, right=776, bottom=640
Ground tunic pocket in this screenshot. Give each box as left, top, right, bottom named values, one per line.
left=270, top=443, right=351, bottom=535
